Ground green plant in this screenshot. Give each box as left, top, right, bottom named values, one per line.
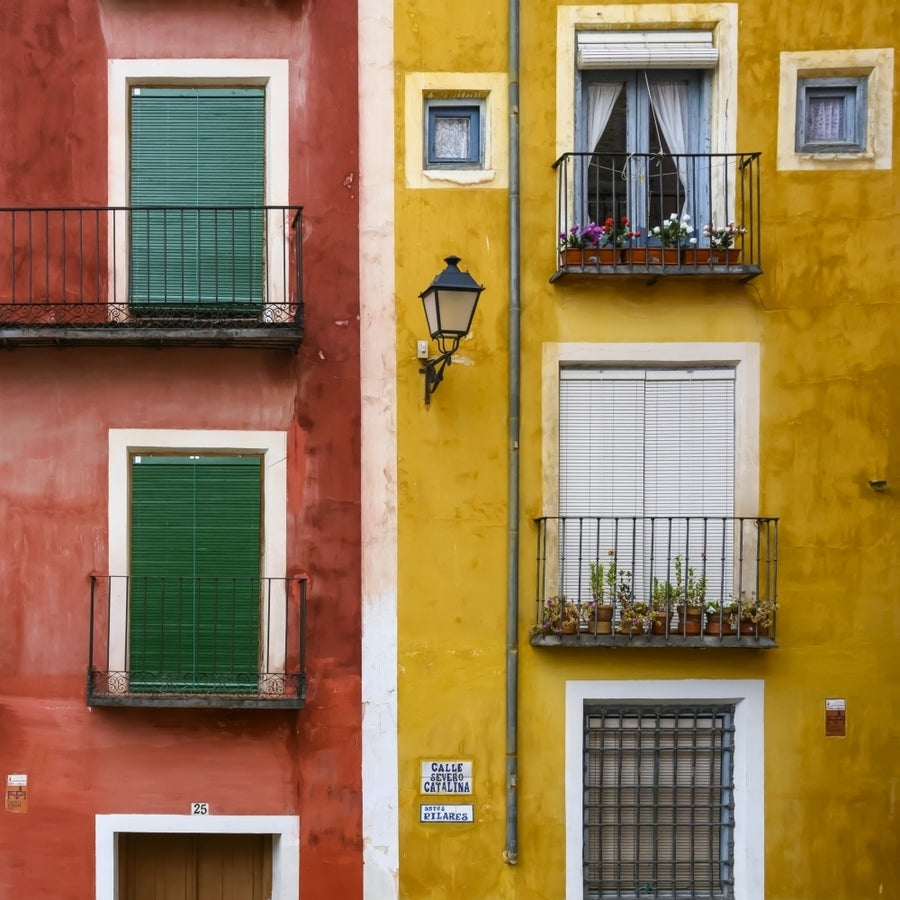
left=673, top=555, right=707, bottom=608
left=588, top=550, right=619, bottom=603
left=650, top=212, right=694, bottom=247
left=651, top=575, right=678, bottom=611
left=530, top=595, right=580, bottom=636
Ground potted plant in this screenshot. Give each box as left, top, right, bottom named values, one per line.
left=701, top=221, right=746, bottom=265
left=558, top=222, right=605, bottom=266
left=616, top=599, right=653, bottom=635
left=650, top=576, right=678, bottom=634
left=704, top=597, right=739, bottom=636
left=585, top=557, right=617, bottom=634
left=598, top=216, right=641, bottom=264
left=646, top=212, right=694, bottom=265
left=734, top=591, right=778, bottom=636
left=671, top=555, right=706, bottom=635
left=530, top=595, right=580, bottom=637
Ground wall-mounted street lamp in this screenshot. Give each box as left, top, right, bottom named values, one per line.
left=418, top=255, right=485, bottom=406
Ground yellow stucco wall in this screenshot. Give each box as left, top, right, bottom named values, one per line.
left=394, top=1, right=899, bottom=898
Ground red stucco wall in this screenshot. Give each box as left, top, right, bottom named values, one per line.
left=0, top=1, right=361, bottom=897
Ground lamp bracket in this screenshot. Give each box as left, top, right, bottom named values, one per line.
left=419, top=349, right=454, bottom=406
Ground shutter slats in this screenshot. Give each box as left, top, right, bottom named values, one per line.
left=560, top=367, right=735, bottom=597
left=130, top=88, right=265, bottom=309
left=130, top=455, right=262, bottom=690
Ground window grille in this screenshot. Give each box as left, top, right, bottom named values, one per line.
left=583, top=705, right=735, bottom=899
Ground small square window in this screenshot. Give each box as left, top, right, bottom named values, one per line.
left=425, top=102, right=483, bottom=167
left=796, top=76, right=867, bottom=153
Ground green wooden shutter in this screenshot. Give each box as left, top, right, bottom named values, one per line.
left=130, top=455, right=262, bottom=692
left=130, top=87, right=265, bottom=311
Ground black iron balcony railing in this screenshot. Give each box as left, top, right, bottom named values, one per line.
left=552, top=152, right=762, bottom=281
left=88, top=575, right=308, bottom=708
left=533, top=516, right=778, bottom=647
left=0, top=206, right=303, bottom=348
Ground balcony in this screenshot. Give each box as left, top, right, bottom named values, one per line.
left=87, top=575, right=308, bottom=708
left=0, top=206, right=303, bottom=349
left=532, top=516, right=778, bottom=648
left=551, top=152, right=762, bottom=283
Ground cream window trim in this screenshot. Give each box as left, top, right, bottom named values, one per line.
left=106, top=429, right=288, bottom=678
left=556, top=4, right=739, bottom=159
left=542, top=342, right=760, bottom=519
left=107, top=59, right=290, bottom=319
left=404, top=72, right=509, bottom=189
left=777, top=48, right=894, bottom=171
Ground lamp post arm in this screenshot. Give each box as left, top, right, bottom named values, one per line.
left=419, top=349, right=454, bottom=406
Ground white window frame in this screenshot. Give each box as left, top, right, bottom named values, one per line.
left=565, top=679, right=765, bottom=900
left=95, top=814, right=299, bottom=900
left=542, top=342, right=760, bottom=519
left=108, top=59, right=289, bottom=319
left=107, top=429, right=288, bottom=689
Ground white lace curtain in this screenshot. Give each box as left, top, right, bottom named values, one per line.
left=585, top=80, right=693, bottom=220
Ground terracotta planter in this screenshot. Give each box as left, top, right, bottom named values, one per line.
left=682, top=247, right=741, bottom=266
left=738, top=618, right=757, bottom=636
left=560, top=246, right=620, bottom=266
left=623, top=246, right=679, bottom=266
left=584, top=604, right=614, bottom=635
left=650, top=613, right=671, bottom=635
left=560, top=621, right=578, bottom=635
left=675, top=605, right=704, bottom=635
left=705, top=618, right=735, bottom=636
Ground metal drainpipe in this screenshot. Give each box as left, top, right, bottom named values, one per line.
left=504, top=0, right=521, bottom=868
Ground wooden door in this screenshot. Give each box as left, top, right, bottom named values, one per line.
left=119, top=833, right=272, bottom=900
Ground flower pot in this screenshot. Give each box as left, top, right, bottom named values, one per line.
left=705, top=618, right=735, bottom=636
left=650, top=613, right=671, bottom=635
left=682, top=247, right=741, bottom=266
left=738, top=618, right=757, bottom=636
left=560, top=621, right=578, bottom=635
left=709, top=248, right=741, bottom=265
left=675, top=605, right=704, bottom=635
left=681, top=248, right=710, bottom=266
left=623, top=246, right=679, bottom=266
left=585, top=604, right=614, bottom=635
left=560, top=246, right=620, bottom=267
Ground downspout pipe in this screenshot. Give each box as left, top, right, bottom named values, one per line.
left=504, top=0, right=521, bottom=868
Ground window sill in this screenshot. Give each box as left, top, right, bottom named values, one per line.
left=421, top=167, right=496, bottom=186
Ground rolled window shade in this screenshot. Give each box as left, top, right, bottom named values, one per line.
left=577, top=30, right=718, bottom=69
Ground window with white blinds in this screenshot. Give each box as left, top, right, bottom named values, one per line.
left=559, top=367, right=735, bottom=597
left=583, top=705, right=736, bottom=899
left=560, top=367, right=735, bottom=518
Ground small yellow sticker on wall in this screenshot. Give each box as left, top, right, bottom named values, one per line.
left=6, top=774, right=27, bottom=813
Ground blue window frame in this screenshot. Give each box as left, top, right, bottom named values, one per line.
left=796, top=76, right=867, bottom=153
left=578, top=69, right=711, bottom=238
left=425, top=102, right=483, bottom=167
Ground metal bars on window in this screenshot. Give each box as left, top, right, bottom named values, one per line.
left=583, top=705, right=735, bottom=899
